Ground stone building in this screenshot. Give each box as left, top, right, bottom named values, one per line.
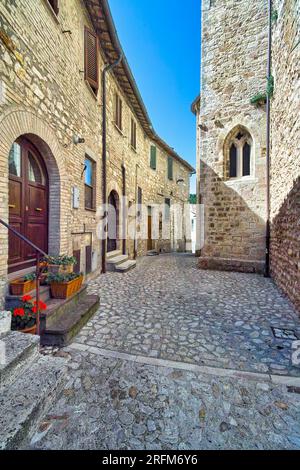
left=270, top=0, right=300, bottom=311
left=194, top=0, right=268, bottom=274
left=0, top=0, right=194, bottom=308
left=194, top=0, right=299, bottom=311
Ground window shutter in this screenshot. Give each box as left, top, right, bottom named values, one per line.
left=168, top=156, right=173, bottom=180
left=150, top=146, right=157, bottom=170
left=84, top=27, right=99, bottom=92
left=85, top=245, right=92, bottom=275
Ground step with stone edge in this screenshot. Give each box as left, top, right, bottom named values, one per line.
left=106, top=250, right=122, bottom=260
left=40, top=285, right=88, bottom=331
left=107, top=254, right=129, bottom=265
left=41, top=294, right=100, bottom=347
left=115, top=260, right=137, bottom=272
left=0, top=331, right=40, bottom=389
left=0, top=355, right=67, bottom=450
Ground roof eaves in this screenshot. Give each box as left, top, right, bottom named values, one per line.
left=85, top=0, right=195, bottom=174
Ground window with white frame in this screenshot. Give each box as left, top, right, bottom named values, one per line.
left=226, top=129, right=253, bottom=179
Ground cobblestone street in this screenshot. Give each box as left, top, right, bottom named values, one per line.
left=28, top=254, right=300, bottom=450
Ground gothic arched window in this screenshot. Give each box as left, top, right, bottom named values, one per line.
left=226, top=128, right=253, bottom=179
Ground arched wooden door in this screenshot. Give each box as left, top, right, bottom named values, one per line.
left=8, top=138, right=49, bottom=273
left=107, top=190, right=119, bottom=253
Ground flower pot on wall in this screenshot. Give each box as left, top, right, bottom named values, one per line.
left=50, top=275, right=83, bottom=300
left=10, top=279, right=35, bottom=296
left=20, top=325, right=37, bottom=335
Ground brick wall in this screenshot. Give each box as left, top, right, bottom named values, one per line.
left=270, top=0, right=300, bottom=311
left=0, top=0, right=191, bottom=307
left=197, top=0, right=268, bottom=273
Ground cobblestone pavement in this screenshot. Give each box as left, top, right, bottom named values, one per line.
left=85, top=254, right=300, bottom=376
left=28, top=254, right=300, bottom=450
left=28, top=349, right=300, bottom=450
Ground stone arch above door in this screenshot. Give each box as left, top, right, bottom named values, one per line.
left=0, top=107, right=67, bottom=278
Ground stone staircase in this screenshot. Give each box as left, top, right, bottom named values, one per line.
left=0, top=311, right=68, bottom=449
left=5, top=281, right=100, bottom=348
left=107, top=250, right=136, bottom=273
left=40, top=286, right=99, bottom=347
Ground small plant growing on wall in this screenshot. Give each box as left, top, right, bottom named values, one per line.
left=271, top=9, right=278, bottom=23
left=250, top=93, right=267, bottom=106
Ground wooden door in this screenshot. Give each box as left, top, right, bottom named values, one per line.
left=107, top=191, right=118, bottom=253
left=147, top=207, right=153, bottom=251
left=8, top=138, right=48, bottom=273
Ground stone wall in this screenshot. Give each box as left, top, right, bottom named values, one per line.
left=0, top=0, right=191, bottom=307
left=197, top=0, right=268, bottom=272
left=270, top=0, right=300, bottom=311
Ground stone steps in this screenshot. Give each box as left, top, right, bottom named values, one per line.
left=40, top=286, right=88, bottom=331
left=115, top=260, right=137, bottom=273
left=0, top=331, right=39, bottom=389
left=106, top=252, right=136, bottom=273
left=107, top=254, right=129, bottom=271
left=0, top=355, right=67, bottom=450
left=40, top=293, right=100, bottom=347
left=106, top=250, right=122, bottom=260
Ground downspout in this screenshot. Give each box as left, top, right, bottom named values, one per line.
left=134, top=163, right=138, bottom=260
left=101, top=53, right=123, bottom=274
left=265, top=0, right=272, bottom=277
left=122, top=164, right=126, bottom=255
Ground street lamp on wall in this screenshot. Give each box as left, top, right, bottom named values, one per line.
left=73, top=135, right=85, bottom=145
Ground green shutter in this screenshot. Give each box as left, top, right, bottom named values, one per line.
left=168, top=156, right=173, bottom=180
left=150, top=146, right=156, bottom=170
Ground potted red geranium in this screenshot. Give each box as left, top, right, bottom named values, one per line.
left=11, top=295, right=47, bottom=334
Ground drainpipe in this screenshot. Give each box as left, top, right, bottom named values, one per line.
left=265, top=0, right=272, bottom=278
left=101, top=54, right=123, bottom=274
left=134, top=163, right=138, bottom=260
left=122, top=164, right=126, bottom=255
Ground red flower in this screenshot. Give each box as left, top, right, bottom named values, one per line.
left=32, top=301, right=47, bottom=312
left=13, top=308, right=25, bottom=317
left=22, top=295, right=32, bottom=303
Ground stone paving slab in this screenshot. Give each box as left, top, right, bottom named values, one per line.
left=26, top=349, right=300, bottom=450
left=25, top=254, right=300, bottom=450
left=82, top=254, right=300, bottom=376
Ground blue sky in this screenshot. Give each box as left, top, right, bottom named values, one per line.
left=109, top=0, right=200, bottom=193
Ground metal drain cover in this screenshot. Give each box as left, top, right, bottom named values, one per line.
left=272, top=327, right=299, bottom=341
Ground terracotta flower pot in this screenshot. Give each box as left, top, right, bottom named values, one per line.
left=20, top=325, right=37, bottom=335
left=10, top=279, right=35, bottom=296
left=50, top=275, right=83, bottom=300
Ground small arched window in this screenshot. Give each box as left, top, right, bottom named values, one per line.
left=226, top=128, right=252, bottom=179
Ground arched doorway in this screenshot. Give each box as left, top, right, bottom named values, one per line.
left=107, top=190, right=119, bottom=253
left=8, top=137, right=49, bottom=273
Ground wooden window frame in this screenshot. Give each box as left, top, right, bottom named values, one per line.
left=131, top=118, right=137, bottom=150
left=84, top=26, right=99, bottom=94
left=115, top=93, right=123, bottom=131
left=150, top=145, right=157, bottom=170
left=167, top=156, right=173, bottom=180
left=85, top=245, right=92, bottom=275
left=84, top=156, right=96, bottom=211
left=227, top=131, right=253, bottom=180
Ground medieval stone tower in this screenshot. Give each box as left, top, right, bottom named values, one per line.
left=197, top=0, right=269, bottom=273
